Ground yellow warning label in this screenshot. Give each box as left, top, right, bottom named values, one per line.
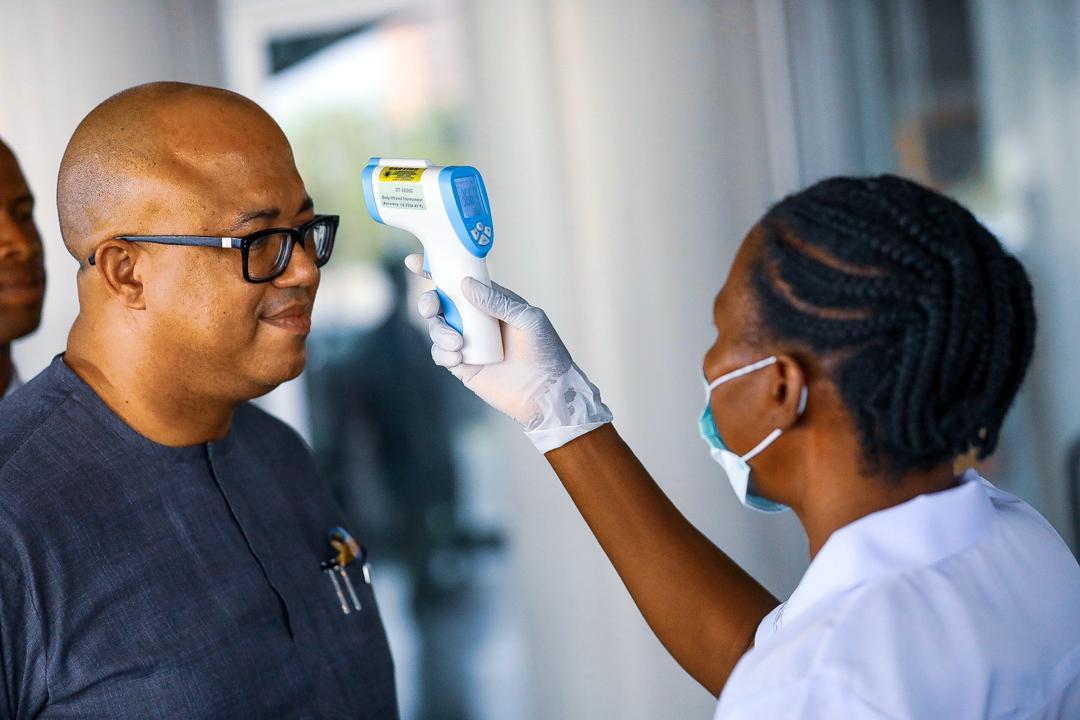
left=379, top=166, right=425, bottom=183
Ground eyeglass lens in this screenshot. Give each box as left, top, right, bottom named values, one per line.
left=247, top=220, right=333, bottom=281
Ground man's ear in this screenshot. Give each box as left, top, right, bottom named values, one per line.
left=770, top=353, right=808, bottom=430
left=92, top=240, right=146, bottom=309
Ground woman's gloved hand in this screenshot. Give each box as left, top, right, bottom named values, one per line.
left=405, top=254, right=612, bottom=452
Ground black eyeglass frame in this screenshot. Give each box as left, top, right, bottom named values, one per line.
left=86, top=214, right=340, bottom=283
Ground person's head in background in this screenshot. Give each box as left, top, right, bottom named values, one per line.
left=0, top=138, right=46, bottom=394
left=704, top=174, right=1035, bottom=552
left=57, top=82, right=333, bottom=440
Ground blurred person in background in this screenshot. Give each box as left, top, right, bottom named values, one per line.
left=0, top=138, right=45, bottom=399
left=410, top=174, right=1080, bottom=718
left=0, top=83, right=397, bottom=719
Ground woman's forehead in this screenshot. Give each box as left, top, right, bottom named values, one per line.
left=715, top=241, right=758, bottom=312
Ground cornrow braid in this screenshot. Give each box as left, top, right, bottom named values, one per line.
left=751, top=174, right=1036, bottom=478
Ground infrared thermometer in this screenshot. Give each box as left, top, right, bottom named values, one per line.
left=362, top=157, right=504, bottom=365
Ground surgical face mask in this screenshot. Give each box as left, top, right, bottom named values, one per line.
left=698, top=356, right=807, bottom=514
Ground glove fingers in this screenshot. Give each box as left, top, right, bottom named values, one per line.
left=461, top=276, right=530, bottom=327
left=491, top=281, right=528, bottom=305
left=428, top=315, right=465, bottom=352
left=404, top=253, right=431, bottom=279
left=431, top=344, right=463, bottom=368
left=417, top=289, right=442, bottom=319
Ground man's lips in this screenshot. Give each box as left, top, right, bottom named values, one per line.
left=260, top=303, right=313, bottom=334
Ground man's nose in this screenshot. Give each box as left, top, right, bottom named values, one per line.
left=272, top=237, right=320, bottom=288
left=0, top=209, right=39, bottom=262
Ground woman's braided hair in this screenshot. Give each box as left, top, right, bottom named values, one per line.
left=751, top=174, right=1036, bottom=477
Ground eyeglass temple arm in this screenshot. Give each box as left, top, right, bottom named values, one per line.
left=87, top=236, right=242, bottom=266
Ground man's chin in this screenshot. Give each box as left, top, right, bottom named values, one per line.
left=243, top=351, right=307, bottom=400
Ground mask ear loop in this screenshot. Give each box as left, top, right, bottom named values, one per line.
left=706, top=356, right=778, bottom=393
left=740, top=429, right=782, bottom=462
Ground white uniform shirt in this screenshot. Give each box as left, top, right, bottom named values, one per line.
left=715, top=470, right=1080, bottom=719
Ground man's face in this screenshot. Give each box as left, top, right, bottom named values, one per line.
left=123, top=113, right=321, bottom=402
left=0, top=146, right=45, bottom=345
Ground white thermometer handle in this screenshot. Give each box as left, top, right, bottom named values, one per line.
left=425, top=243, right=504, bottom=365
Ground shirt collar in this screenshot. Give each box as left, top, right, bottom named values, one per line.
left=49, top=353, right=238, bottom=462
left=3, top=366, right=22, bottom=398
left=779, top=469, right=996, bottom=627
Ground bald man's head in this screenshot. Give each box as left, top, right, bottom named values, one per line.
left=58, top=82, right=298, bottom=263
left=61, top=82, right=322, bottom=402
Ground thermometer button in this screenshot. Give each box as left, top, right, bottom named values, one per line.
left=471, top=228, right=481, bottom=240
left=474, top=222, right=485, bottom=232
left=483, top=226, right=492, bottom=238
left=478, top=235, right=491, bottom=246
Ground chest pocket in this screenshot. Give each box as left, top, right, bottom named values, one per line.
left=274, top=538, right=398, bottom=718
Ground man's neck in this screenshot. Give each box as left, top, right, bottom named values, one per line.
left=66, top=322, right=235, bottom=446
left=0, top=343, right=11, bottom=393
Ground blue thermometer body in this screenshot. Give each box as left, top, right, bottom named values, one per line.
left=362, top=157, right=503, bottom=364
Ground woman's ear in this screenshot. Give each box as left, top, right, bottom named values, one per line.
left=770, top=353, right=808, bottom=429
left=92, top=240, right=146, bottom=310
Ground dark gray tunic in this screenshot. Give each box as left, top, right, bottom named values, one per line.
left=0, top=356, right=398, bottom=719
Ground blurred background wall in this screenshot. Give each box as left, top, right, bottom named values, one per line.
left=2, top=1, right=1078, bottom=718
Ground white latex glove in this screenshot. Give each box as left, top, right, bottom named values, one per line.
left=405, top=254, right=612, bottom=453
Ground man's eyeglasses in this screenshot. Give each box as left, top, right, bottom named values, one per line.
left=87, top=214, right=339, bottom=283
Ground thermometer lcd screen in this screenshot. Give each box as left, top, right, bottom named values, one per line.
left=454, top=176, right=485, bottom=218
